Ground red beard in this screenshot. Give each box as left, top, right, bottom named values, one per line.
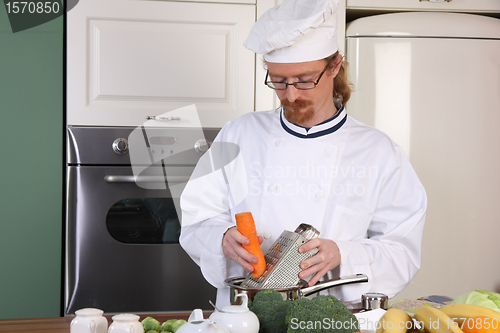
left=282, top=98, right=315, bottom=126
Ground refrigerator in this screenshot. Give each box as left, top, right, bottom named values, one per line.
left=345, top=12, right=500, bottom=300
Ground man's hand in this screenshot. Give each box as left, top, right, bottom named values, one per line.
left=222, top=226, right=264, bottom=273
left=298, top=238, right=341, bottom=287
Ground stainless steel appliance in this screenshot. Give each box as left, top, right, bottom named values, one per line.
left=65, top=126, right=219, bottom=315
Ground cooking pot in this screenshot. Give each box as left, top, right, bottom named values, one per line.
left=225, top=274, right=368, bottom=304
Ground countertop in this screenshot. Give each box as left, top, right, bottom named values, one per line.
left=0, top=310, right=422, bottom=333
left=0, top=313, right=195, bottom=333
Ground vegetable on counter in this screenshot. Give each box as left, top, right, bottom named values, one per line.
left=235, top=212, right=266, bottom=279
left=162, top=319, right=187, bottom=333
left=286, top=295, right=359, bottom=333
left=248, top=289, right=359, bottom=333
left=452, top=290, right=500, bottom=313
left=141, top=316, right=186, bottom=333
left=142, top=317, right=161, bottom=332
left=249, top=289, right=291, bottom=333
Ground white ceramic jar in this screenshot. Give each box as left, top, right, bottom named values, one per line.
left=70, top=308, right=108, bottom=333
left=108, top=314, right=143, bottom=333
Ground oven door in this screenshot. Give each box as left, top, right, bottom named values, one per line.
left=65, top=164, right=216, bottom=314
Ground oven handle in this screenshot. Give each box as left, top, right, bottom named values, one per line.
left=104, top=175, right=190, bottom=183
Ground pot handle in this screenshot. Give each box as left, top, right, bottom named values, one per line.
left=299, top=274, right=368, bottom=298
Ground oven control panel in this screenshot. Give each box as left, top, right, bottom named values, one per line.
left=112, top=138, right=129, bottom=155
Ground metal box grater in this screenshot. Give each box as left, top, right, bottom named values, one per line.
left=241, top=224, right=320, bottom=289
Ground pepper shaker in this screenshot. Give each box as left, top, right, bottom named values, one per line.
left=361, top=292, right=388, bottom=311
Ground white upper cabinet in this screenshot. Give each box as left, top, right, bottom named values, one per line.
left=68, top=0, right=256, bottom=128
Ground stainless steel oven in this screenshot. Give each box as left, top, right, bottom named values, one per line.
left=65, top=126, right=219, bottom=315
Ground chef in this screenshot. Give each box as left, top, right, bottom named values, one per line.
left=179, top=0, right=427, bottom=308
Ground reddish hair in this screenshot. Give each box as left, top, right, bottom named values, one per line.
left=325, top=52, right=352, bottom=105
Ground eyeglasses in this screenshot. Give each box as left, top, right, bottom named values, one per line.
left=264, top=64, right=329, bottom=90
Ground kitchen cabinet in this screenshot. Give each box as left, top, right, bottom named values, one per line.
left=67, top=0, right=256, bottom=128
left=68, top=0, right=351, bottom=124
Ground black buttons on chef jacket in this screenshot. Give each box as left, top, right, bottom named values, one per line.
left=262, top=230, right=272, bottom=239
left=315, top=191, right=325, bottom=199
left=325, top=145, right=336, bottom=155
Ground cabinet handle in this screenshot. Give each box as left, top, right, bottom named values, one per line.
left=146, top=116, right=181, bottom=121
left=104, top=175, right=189, bottom=183
left=419, top=0, right=452, bottom=2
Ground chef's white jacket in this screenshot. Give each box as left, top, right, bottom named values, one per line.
left=180, top=104, right=427, bottom=308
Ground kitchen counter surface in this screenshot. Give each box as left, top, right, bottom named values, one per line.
left=0, top=312, right=423, bottom=333
left=0, top=313, right=196, bottom=333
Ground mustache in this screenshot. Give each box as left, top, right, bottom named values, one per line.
left=281, top=98, right=313, bottom=109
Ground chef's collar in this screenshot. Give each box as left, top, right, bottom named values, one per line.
left=280, top=103, right=347, bottom=139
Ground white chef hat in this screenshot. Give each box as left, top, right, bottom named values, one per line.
left=243, top=0, right=339, bottom=63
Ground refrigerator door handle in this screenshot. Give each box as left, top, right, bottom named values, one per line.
left=104, top=175, right=190, bottom=183
left=419, top=0, right=452, bottom=2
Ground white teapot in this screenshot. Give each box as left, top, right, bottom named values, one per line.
left=209, top=294, right=259, bottom=333
left=176, top=309, right=230, bottom=333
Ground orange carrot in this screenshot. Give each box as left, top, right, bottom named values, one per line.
left=235, top=212, right=266, bottom=279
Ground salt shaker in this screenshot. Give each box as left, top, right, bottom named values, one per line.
left=361, top=292, right=389, bottom=311
left=70, top=308, right=108, bottom=333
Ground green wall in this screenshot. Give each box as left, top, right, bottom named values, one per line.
left=0, top=6, right=63, bottom=319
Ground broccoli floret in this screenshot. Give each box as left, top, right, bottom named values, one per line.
left=248, top=289, right=291, bottom=333
left=146, top=331, right=160, bottom=333
left=286, top=295, right=359, bottom=333
left=142, top=317, right=161, bottom=332
left=161, top=319, right=187, bottom=333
